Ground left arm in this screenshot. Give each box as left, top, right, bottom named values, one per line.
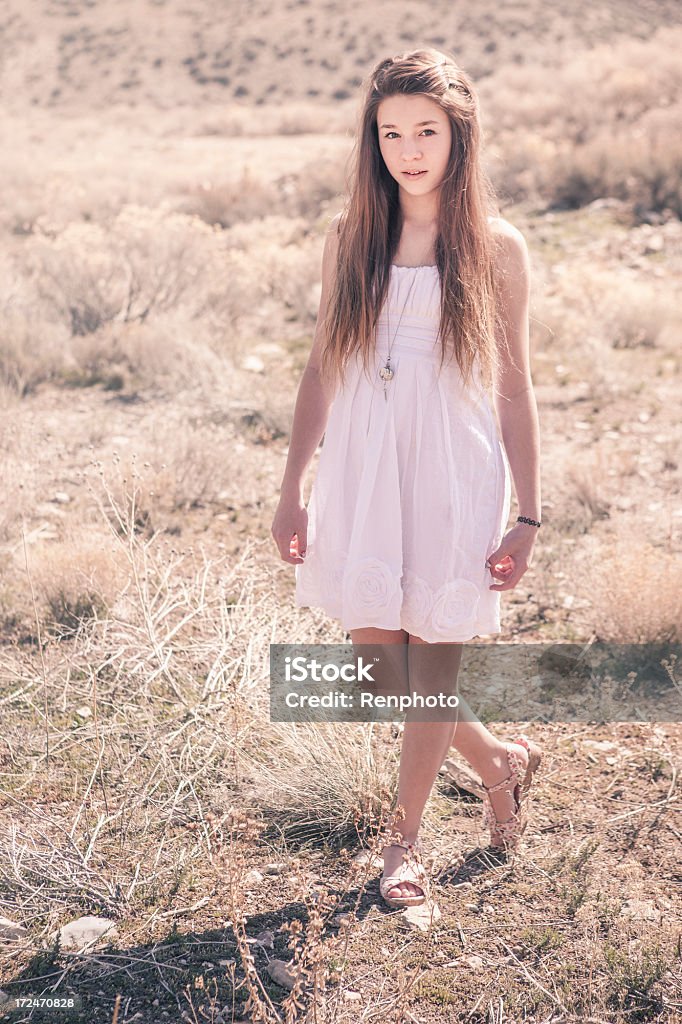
left=487, top=221, right=541, bottom=589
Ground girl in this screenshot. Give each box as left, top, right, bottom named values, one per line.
left=271, top=49, right=543, bottom=908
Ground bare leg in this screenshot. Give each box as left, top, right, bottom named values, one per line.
left=447, top=693, right=529, bottom=827
left=350, top=628, right=463, bottom=900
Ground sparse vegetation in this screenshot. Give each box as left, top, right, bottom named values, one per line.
left=1, top=4, right=681, bottom=1022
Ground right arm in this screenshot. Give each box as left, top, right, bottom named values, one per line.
left=271, top=213, right=341, bottom=564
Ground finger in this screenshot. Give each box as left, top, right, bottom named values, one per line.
left=489, top=570, right=525, bottom=591
left=281, top=551, right=305, bottom=565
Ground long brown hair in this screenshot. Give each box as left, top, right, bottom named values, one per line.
left=319, top=48, right=508, bottom=395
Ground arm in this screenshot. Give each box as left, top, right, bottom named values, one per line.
left=488, top=221, right=541, bottom=588
left=272, top=213, right=341, bottom=563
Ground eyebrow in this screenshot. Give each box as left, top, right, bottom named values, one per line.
left=379, top=119, right=440, bottom=129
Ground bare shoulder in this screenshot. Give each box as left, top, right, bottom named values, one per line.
left=487, top=216, right=529, bottom=265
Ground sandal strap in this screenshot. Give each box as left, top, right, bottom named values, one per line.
left=383, top=837, right=423, bottom=853
left=380, top=844, right=429, bottom=895
left=481, top=743, right=526, bottom=794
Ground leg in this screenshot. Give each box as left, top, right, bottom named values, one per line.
left=447, top=693, right=529, bottom=830
left=350, top=627, right=464, bottom=900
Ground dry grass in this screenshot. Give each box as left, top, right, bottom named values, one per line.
left=1, top=6, right=681, bottom=1022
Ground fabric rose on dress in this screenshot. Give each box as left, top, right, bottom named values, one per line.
left=344, top=557, right=399, bottom=619
left=431, top=578, right=480, bottom=637
left=401, top=569, right=433, bottom=632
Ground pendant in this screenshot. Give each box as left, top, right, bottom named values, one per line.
left=379, top=364, right=394, bottom=382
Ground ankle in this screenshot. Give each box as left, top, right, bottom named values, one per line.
left=478, top=746, right=509, bottom=787
left=384, top=822, right=420, bottom=846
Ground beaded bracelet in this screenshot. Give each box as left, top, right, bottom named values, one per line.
left=517, top=515, right=541, bottom=528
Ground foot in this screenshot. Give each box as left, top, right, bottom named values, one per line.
left=381, top=840, right=425, bottom=901
left=480, top=741, right=529, bottom=831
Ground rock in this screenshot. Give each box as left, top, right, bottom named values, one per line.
left=244, top=868, right=264, bottom=885
left=0, top=917, right=28, bottom=941
left=619, top=899, right=662, bottom=924
left=53, top=491, right=71, bottom=504
left=440, top=758, right=485, bottom=799
left=241, top=355, right=265, bottom=374
left=75, top=706, right=92, bottom=719
left=254, top=929, right=274, bottom=948
left=463, top=954, right=485, bottom=969
left=0, top=990, right=10, bottom=1005
left=643, top=234, right=664, bottom=253
left=583, top=740, right=618, bottom=753
left=403, top=900, right=441, bottom=931
left=343, top=990, right=362, bottom=1001
left=352, top=849, right=380, bottom=867
left=538, top=643, right=592, bottom=676
left=267, top=959, right=299, bottom=990
left=53, top=916, right=118, bottom=950
left=263, top=862, right=285, bottom=876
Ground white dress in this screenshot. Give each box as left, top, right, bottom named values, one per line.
left=294, top=263, right=512, bottom=643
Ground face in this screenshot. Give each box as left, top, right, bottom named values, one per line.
left=376, top=93, right=452, bottom=193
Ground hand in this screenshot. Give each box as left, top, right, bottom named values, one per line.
left=271, top=493, right=308, bottom=565
left=485, top=522, right=538, bottom=592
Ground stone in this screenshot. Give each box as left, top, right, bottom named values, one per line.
left=254, top=929, right=274, bottom=948
left=53, top=915, right=118, bottom=950
left=619, top=899, right=662, bottom=924
left=267, top=959, right=298, bottom=990
left=241, top=355, right=265, bottom=374
left=403, top=900, right=441, bottom=931
left=0, top=917, right=28, bottom=941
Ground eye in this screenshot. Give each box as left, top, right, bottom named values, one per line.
left=382, top=128, right=436, bottom=140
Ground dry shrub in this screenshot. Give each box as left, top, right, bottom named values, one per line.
left=19, top=529, right=129, bottom=637
left=24, top=203, right=253, bottom=338
left=175, top=154, right=343, bottom=228
left=174, top=174, right=280, bottom=229
left=65, top=310, right=221, bottom=394
left=542, top=111, right=682, bottom=216
left=572, top=527, right=682, bottom=643
left=195, top=100, right=352, bottom=138
left=565, top=452, right=612, bottom=529
left=0, top=305, right=70, bottom=395
left=485, top=26, right=682, bottom=213
left=539, top=264, right=676, bottom=381
left=238, top=720, right=403, bottom=850
left=0, top=404, right=36, bottom=541
left=222, top=214, right=325, bottom=324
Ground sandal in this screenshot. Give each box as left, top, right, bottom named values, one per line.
left=379, top=837, right=430, bottom=908
left=480, top=734, right=543, bottom=852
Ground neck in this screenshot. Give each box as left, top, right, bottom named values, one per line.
left=399, top=189, right=439, bottom=229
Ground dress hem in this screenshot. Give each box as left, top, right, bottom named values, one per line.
left=294, top=594, right=501, bottom=643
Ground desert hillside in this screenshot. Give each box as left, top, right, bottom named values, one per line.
left=1, top=0, right=681, bottom=111
left=0, top=3, right=681, bottom=1023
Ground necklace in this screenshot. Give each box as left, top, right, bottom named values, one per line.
left=379, top=268, right=420, bottom=402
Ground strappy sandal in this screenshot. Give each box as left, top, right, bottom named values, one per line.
left=379, top=837, right=430, bottom=908
left=480, top=734, right=543, bottom=853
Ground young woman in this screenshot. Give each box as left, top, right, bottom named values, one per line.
left=271, top=49, right=543, bottom=908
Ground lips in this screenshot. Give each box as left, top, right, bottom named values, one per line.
left=403, top=170, right=427, bottom=176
